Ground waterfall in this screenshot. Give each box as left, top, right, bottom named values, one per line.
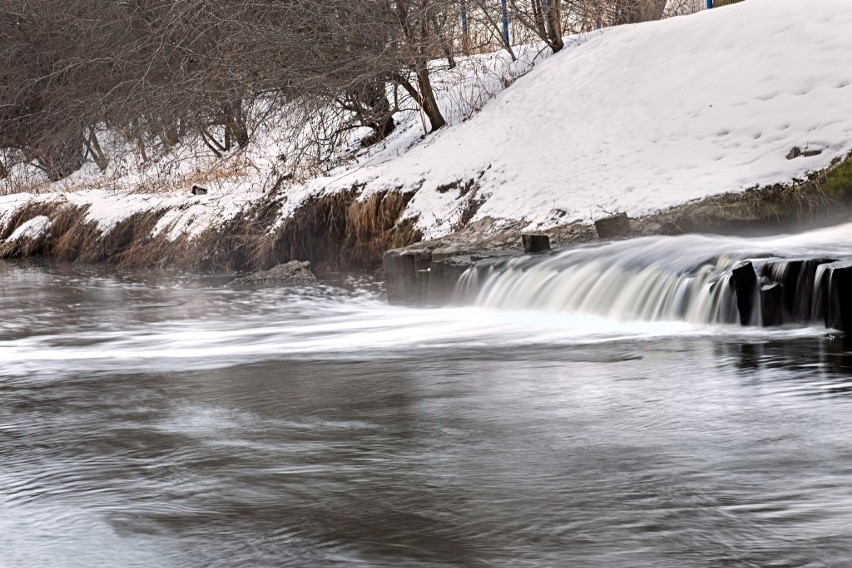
left=455, top=227, right=852, bottom=327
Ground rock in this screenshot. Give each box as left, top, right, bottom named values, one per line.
left=226, top=260, right=318, bottom=287
left=522, top=234, right=550, bottom=253
left=788, top=146, right=822, bottom=159
left=823, top=260, right=852, bottom=331
left=594, top=212, right=631, bottom=239
left=762, top=258, right=836, bottom=322
left=760, top=282, right=784, bottom=326
left=191, top=185, right=208, bottom=195
left=659, top=222, right=682, bottom=236
left=729, top=260, right=758, bottom=325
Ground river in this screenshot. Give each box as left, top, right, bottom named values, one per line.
left=2, top=258, right=852, bottom=567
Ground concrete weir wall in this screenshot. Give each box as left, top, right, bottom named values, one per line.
left=384, top=248, right=509, bottom=306
left=384, top=232, right=550, bottom=306
left=728, top=258, right=852, bottom=331
left=384, top=236, right=852, bottom=333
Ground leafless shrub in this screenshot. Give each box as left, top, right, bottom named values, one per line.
left=662, top=0, right=705, bottom=16
left=0, top=0, right=679, bottom=190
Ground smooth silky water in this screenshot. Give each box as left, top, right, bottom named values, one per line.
left=4, top=225, right=852, bottom=567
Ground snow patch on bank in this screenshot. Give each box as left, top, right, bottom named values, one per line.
left=7, top=216, right=51, bottom=241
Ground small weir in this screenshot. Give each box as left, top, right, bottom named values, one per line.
left=459, top=245, right=848, bottom=329
left=385, top=224, right=852, bottom=330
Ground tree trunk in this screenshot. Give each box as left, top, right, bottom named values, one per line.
left=532, top=0, right=546, bottom=37
left=84, top=127, right=109, bottom=172
left=415, top=64, right=446, bottom=131
left=614, top=0, right=667, bottom=25
left=34, top=133, right=85, bottom=181
left=224, top=100, right=250, bottom=149
left=199, top=127, right=224, bottom=158
left=545, top=1, right=564, bottom=53
left=392, top=0, right=447, bottom=133
left=511, top=0, right=563, bottom=54
left=361, top=81, right=396, bottom=141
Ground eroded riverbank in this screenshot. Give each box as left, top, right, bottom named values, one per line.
left=2, top=151, right=852, bottom=278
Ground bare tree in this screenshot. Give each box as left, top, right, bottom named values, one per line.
left=610, top=0, right=668, bottom=24
left=0, top=0, right=501, bottom=180
left=511, top=0, right=565, bottom=53
left=471, top=0, right=518, bottom=60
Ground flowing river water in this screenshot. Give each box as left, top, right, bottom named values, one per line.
left=4, top=226, right=852, bottom=567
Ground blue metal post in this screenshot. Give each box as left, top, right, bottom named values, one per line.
left=501, top=0, right=510, bottom=46
left=706, top=0, right=713, bottom=8
left=460, top=0, right=468, bottom=34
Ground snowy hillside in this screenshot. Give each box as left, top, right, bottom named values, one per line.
left=2, top=0, right=851, bottom=247
left=318, top=0, right=852, bottom=238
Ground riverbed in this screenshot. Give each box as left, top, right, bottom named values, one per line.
left=2, top=260, right=852, bottom=567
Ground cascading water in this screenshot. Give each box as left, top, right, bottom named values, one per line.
left=456, top=223, right=852, bottom=327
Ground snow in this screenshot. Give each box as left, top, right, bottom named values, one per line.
left=0, top=183, right=263, bottom=245
left=7, top=215, right=50, bottom=241
left=1, top=0, right=851, bottom=246
left=315, top=0, right=852, bottom=239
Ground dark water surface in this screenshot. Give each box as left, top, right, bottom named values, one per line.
left=3, top=260, right=852, bottom=567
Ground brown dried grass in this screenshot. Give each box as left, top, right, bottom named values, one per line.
left=90, top=209, right=171, bottom=265
left=49, top=205, right=98, bottom=262
left=0, top=201, right=57, bottom=241
left=0, top=188, right=421, bottom=273
left=260, top=190, right=358, bottom=272
left=0, top=202, right=58, bottom=257
left=343, top=190, right=419, bottom=270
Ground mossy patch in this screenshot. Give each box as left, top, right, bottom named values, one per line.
left=821, top=157, right=852, bottom=201
left=642, top=152, right=852, bottom=236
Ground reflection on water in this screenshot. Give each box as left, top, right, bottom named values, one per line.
left=3, top=260, right=852, bottom=567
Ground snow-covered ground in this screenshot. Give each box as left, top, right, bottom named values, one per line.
left=2, top=0, right=851, bottom=246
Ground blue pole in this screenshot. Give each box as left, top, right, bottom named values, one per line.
left=501, top=0, right=510, bottom=46
left=706, top=0, right=713, bottom=8
left=460, top=0, right=468, bottom=34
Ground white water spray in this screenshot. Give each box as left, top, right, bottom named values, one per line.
left=459, top=223, right=852, bottom=325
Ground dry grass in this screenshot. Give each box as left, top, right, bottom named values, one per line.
left=1, top=146, right=265, bottom=198
left=0, top=201, right=58, bottom=256
left=191, top=188, right=420, bottom=273
left=0, top=187, right=422, bottom=273
left=49, top=206, right=98, bottom=261
left=0, top=174, right=53, bottom=196
left=189, top=198, right=285, bottom=273
left=5, top=153, right=852, bottom=273
left=262, top=190, right=358, bottom=272
left=0, top=201, right=57, bottom=241
left=343, top=190, right=418, bottom=270
left=89, top=209, right=171, bottom=265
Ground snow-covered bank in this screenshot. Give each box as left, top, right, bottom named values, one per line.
left=1, top=0, right=851, bottom=261
left=0, top=45, right=542, bottom=248
left=333, top=0, right=852, bottom=239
